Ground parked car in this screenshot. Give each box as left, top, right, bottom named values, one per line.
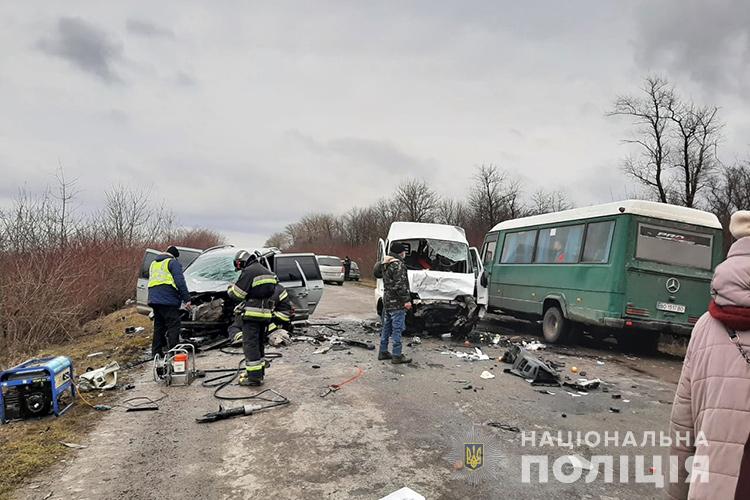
left=136, top=246, right=324, bottom=337
left=375, top=222, right=487, bottom=337
left=347, top=261, right=360, bottom=281
left=316, top=255, right=345, bottom=285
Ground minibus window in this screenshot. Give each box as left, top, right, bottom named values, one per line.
left=500, top=230, right=537, bottom=264
left=635, top=224, right=713, bottom=270
left=482, top=234, right=499, bottom=265
left=582, top=221, right=615, bottom=263
left=535, top=225, right=584, bottom=264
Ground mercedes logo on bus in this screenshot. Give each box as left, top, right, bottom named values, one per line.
left=666, top=277, right=681, bottom=294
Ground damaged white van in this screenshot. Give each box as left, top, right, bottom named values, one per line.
left=375, top=222, right=488, bottom=337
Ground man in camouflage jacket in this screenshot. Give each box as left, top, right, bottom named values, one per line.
left=374, top=241, right=413, bottom=364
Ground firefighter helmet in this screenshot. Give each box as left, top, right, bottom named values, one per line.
left=233, top=250, right=252, bottom=271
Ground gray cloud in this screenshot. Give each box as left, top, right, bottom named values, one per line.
left=634, top=0, right=750, bottom=94
left=38, top=17, right=123, bottom=83
left=126, top=19, right=174, bottom=39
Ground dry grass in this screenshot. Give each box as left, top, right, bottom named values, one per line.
left=0, top=307, right=152, bottom=499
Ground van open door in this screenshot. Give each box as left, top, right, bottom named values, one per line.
left=272, top=253, right=324, bottom=321
left=375, top=238, right=386, bottom=315
left=470, top=247, right=488, bottom=307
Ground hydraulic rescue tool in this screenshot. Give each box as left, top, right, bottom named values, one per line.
left=196, top=388, right=290, bottom=423
left=153, top=344, right=199, bottom=386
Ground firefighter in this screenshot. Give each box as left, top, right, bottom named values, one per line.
left=226, top=250, right=278, bottom=386
left=228, top=283, right=293, bottom=350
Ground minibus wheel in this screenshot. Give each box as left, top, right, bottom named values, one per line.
left=542, top=306, right=570, bottom=344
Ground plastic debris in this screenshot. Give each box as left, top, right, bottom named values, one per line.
left=125, top=326, right=145, bottom=335
left=412, top=336, right=422, bottom=345
left=60, top=441, right=87, bottom=449
left=522, top=340, right=547, bottom=351
left=78, top=362, right=120, bottom=391
left=268, top=330, right=292, bottom=347
left=563, top=378, right=601, bottom=391
left=504, top=346, right=561, bottom=386
left=609, top=407, right=621, bottom=413
left=443, top=347, right=490, bottom=361
left=380, top=487, right=425, bottom=500
left=487, top=422, right=520, bottom=432
left=87, top=352, right=104, bottom=358
left=480, top=370, right=495, bottom=379
left=596, top=361, right=605, bottom=366
left=565, top=391, right=582, bottom=398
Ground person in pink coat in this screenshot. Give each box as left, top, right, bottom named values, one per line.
left=668, top=211, right=750, bottom=499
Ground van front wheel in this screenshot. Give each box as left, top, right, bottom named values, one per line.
left=542, top=306, right=570, bottom=344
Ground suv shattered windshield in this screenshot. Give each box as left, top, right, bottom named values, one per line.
left=396, top=238, right=470, bottom=273
left=185, top=252, right=239, bottom=282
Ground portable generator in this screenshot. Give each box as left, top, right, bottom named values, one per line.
left=0, top=356, right=75, bottom=424
left=153, top=344, right=197, bottom=386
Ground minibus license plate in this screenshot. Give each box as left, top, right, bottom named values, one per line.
left=657, top=302, right=685, bottom=314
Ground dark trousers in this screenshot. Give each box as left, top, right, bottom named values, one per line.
left=242, top=320, right=268, bottom=381
left=151, top=304, right=182, bottom=356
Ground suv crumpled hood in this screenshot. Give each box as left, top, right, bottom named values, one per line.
left=408, top=270, right=474, bottom=301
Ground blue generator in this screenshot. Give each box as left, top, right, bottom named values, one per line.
left=0, top=356, right=75, bottom=424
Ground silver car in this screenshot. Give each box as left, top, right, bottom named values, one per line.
left=316, top=255, right=345, bottom=285
left=136, top=246, right=324, bottom=337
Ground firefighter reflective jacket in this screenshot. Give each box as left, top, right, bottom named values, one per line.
left=227, top=261, right=279, bottom=322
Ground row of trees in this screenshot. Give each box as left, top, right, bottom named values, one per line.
left=0, top=171, right=224, bottom=357
left=270, top=74, right=750, bottom=273
left=265, top=165, right=573, bottom=276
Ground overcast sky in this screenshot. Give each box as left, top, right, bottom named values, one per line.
left=1, top=1, right=748, bottom=248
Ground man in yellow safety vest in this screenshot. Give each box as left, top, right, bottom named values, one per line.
left=147, top=246, right=191, bottom=357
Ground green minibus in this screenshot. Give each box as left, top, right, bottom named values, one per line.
left=478, top=200, right=724, bottom=349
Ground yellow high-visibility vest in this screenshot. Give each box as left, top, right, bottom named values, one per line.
left=148, top=258, right=177, bottom=289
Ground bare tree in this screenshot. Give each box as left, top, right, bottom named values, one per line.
left=393, top=178, right=439, bottom=223
left=527, top=189, right=574, bottom=216
left=667, top=102, right=722, bottom=207
left=264, top=232, right=292, bottom=250
left=435, top=198, right=469, bottom=226
left=468, top=164, right=522, bottom=230
left=707, top=162, right=750, bottom=253
left=98, top=185, right=167, bottom=245
left=608, top=76, right=675, bottom=203
left=51, top=164, right=79, bottom=248
left=609, top=75, right=723, bottom=207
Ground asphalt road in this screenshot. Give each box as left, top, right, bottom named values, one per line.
left=16, top=283, right=685, bottom=500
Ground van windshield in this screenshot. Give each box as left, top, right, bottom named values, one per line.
left=635, top=223, right=713, bottom=270
left=395, top=238, right=470, bottom=273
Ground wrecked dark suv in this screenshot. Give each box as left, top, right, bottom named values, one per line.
left=137, top=246, right=324, bottom=338
left=375, top=222, right=488, bottom=338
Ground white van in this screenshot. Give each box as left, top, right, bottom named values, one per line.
left=375, top=222, right=488, bottom=337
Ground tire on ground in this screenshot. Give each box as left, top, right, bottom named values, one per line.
left=542, top=305, right=570, bottom=344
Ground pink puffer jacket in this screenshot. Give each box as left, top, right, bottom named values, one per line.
left=668, top=237, right=750, bottom=499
